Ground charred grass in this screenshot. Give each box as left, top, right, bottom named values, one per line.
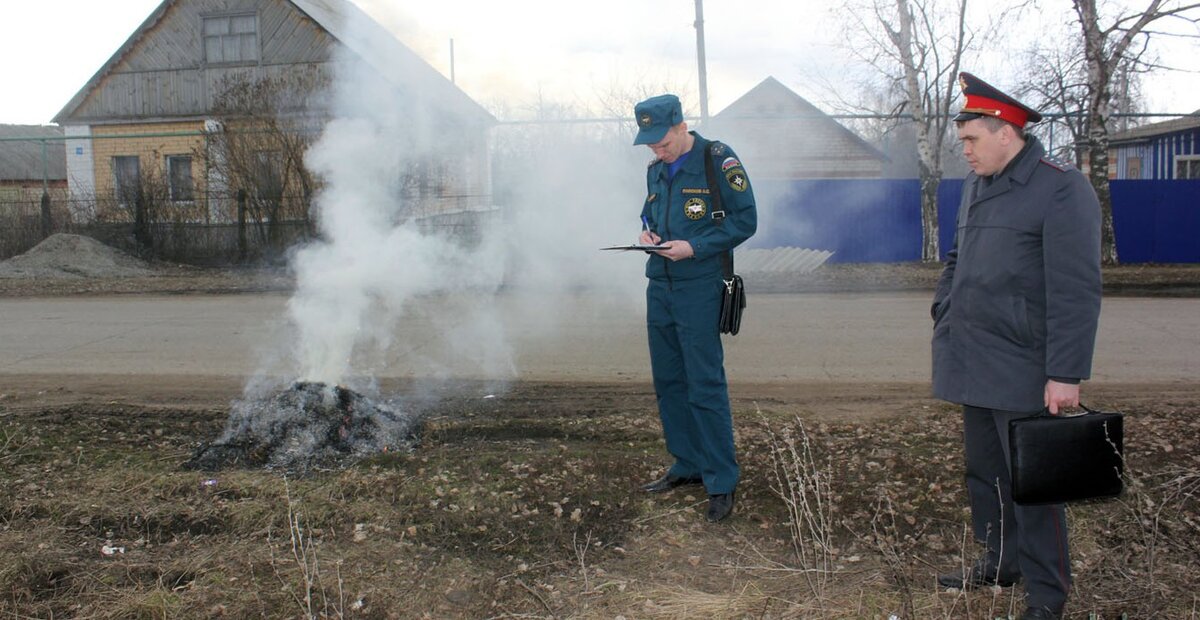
left=1, top=385, right=1197, bottom=618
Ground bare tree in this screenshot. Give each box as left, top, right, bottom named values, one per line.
left=203, top=73, right=328, bottom=256
left=1072, top=0, right=1200, bottom=264
left=847, top=0, right=973, bottom=262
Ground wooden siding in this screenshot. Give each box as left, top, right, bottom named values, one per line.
left=69, top=0, right=335, bottom=122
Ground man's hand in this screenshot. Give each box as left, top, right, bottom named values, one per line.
left=1044, top=379, right=1080, bottom=415
left=654, top=240, right=695, bottom=262
left=639, top=230, right=662, bottom=246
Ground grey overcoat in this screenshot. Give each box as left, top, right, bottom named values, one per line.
left=932, top=137, right=1102, bottom=412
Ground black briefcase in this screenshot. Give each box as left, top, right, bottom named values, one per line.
left=1009, top=405, right=1125, bottom=505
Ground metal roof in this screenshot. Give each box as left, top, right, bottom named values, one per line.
left=0, top=125, right=66, bottom=182
left=1108, top=109, right=1200, bottom=145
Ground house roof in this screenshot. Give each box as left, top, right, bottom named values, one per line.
left=713, top=77, right=887, bottom=161
left=1108, top=109, right=1200, bottom=145
left=53, top=0, right=493, bottom=125
left=0, top=125, right=67, bottom=182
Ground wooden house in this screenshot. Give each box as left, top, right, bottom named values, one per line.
left=1101, top=110, right=1200, bottom=180
left=53, top=0, right=495, bottom=224
left=704, top=77, right=887, bottom=179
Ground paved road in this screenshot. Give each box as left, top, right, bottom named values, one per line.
left=0, top=292, right=1196, bottom=384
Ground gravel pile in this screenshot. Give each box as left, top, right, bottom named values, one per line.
left=0, top=233, right=155, bottom=279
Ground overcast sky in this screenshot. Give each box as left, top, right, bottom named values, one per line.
left=1, top=0, right=1196, bottom=126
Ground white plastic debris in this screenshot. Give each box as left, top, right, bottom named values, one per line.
left=101, top=544, right=126, bottom=556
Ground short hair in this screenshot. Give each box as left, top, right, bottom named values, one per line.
left=956, top=116, right=1026, bottom=139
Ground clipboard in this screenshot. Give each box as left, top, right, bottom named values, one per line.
left=600, top=244, right=669, bottom=252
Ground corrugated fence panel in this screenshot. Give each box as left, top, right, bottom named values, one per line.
left=1112, top=180, right=1200, bottom=263
left=748, top=178, right=1196, bottom=263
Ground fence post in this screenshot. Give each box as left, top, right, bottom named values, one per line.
left=237, top=189, right=248, bottom=263
left=134, top=188, right=150, bottom=251
left=40, top=191, right=52, bottom=239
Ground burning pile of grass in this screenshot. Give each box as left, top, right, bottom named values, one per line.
left=184, top=381, right=420, bottom=472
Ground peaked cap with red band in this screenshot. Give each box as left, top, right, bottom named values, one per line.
left=954, top=72, right=1042, bottom=127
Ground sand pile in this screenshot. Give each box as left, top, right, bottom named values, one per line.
left=0, top=233, right=155, bottom=279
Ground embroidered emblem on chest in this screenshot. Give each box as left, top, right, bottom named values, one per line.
left=683, top=197, right=707, bottom=220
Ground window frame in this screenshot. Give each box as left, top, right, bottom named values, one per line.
left=112, top=155, right=141, bottom=208
left=202, top=12, right=260, bottom=66
left=1175, top=155, right=1200, bottom=180
left=165, top=154, right=195, bottom=202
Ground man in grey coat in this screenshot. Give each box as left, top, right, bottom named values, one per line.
left=931, top=72, right=1102, bottom=620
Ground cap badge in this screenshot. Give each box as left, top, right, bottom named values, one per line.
left=638, top=113, right=653, bottom=128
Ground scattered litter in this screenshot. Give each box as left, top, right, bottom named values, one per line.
left=483, top=394, right=496, bottom=399
left=201, top=479, right=218, bottom=487
left=101, top=544, right=126, bottom=556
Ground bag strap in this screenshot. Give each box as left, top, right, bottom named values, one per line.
left=701, top=140, right=734, bottom=281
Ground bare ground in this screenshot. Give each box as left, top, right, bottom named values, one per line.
left=1, top=262, right=1198, bottom=618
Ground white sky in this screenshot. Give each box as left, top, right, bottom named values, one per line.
left=0, top=0, right=1196, bottom=126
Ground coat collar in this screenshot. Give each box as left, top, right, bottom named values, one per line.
left=972, top=136, right=1045, bottom=204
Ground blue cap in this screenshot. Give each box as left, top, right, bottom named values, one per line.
left=633, top=94, right=684, bottom=145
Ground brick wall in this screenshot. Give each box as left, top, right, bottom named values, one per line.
left=90, top=121, right=207, bottom=215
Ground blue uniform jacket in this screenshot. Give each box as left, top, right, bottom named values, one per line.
left=932, top=137, right=1102, bottom=412
left=640, top=132, right=757, bottom=282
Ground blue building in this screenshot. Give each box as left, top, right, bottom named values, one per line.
left=1106, top=110, right=1200, bottom=180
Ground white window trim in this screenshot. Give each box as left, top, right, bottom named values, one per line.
left=1176, top=155, right=1200, bottom=180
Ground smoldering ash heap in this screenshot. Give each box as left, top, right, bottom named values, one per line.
left=185, top=382, right=420, bottom=473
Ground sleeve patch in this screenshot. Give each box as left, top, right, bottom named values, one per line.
left=721, top=157, right=741, bottom=172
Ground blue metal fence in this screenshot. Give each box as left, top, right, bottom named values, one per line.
left=749, top=178, right=1197, bottom=263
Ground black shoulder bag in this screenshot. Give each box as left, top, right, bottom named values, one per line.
left=703, top=141, right=746, bottom=336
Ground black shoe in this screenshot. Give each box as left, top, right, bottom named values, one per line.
left=1020, top=606, right=1062, bottom=620
left=641, top=473, right=702, bottom=493
left=706, top=492, right=735, bottom=522
left=936, top=560, right=1020, bottom=589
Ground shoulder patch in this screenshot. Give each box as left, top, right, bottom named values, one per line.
left=1039, top=155, right=1073, bottom=172
left=710, top=142, right=728, bottom=156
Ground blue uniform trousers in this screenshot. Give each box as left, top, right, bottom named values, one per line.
left=646, top=277, right=738, bottom=494
left=964, top=405, right=1071, bottom=610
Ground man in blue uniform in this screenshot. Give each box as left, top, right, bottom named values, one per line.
left=931, top=73, right=1102, bottom=620
left=631, top=94, right=757, bottom=523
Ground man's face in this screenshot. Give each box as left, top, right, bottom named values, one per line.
left=647, top=124, right=689, bottom=163
left=957, top=119, right=1014, bottom=176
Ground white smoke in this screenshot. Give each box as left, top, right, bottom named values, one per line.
left=253, top=5, right=648, bottom=396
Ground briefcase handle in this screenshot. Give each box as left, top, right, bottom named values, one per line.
left=1043, top=402, right=1107, bottom=418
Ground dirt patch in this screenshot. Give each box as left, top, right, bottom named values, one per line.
left=0, top=378, right=1197, bottom=618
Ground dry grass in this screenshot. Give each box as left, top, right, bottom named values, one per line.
left=1, top=385, right=1197, bottom=618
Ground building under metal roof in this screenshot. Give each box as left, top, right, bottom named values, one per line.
left=0, top=125, right=66, bottom=183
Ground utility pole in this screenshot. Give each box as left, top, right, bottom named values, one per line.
left=694, top=0, right=709, bottom=124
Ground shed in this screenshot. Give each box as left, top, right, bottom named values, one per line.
left=1104, top=110, right=1200, bottom=180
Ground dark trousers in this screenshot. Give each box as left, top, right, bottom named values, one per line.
left=646, top=277, right=738, bottom=494
left=963, top=405, right=1071, bottom=610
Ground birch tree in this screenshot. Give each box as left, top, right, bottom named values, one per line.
left=846, top=0, right=972, bottom=262
left=1072, top=0, right=1200, bottom=264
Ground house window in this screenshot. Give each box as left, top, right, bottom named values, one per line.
left=166, top=155, right=194, bottom=201
left=254, top=151, right=284, bottom=201
left=113, top=156, right=141, bottom=207
left=1176, top=155, right=1200, bottom=180
left=203, top=14, right=259, bottom=65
